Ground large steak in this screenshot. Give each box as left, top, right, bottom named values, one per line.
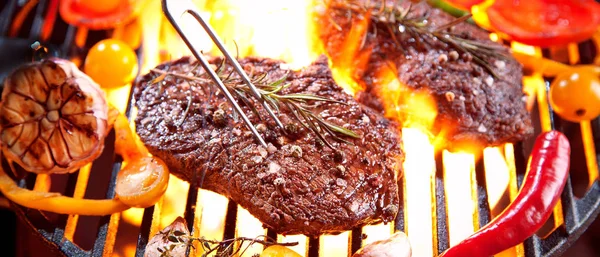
left=133, top=56, right=402, bottom=236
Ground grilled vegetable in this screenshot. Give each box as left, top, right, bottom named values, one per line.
left=512, top=52, right=600, bottom=77
left=84, top=39, right=139, bottom=88
left=0, top=58, right=109, bottom=174
left=510, top=53, right=600, bottom=122
left=0, top=159, right=129, bottom=215
left=113, top=112, right=169, bottom=208
left=352, top=232, right=411, bottom=257
left=115, top=156, right=169, bottom=208
left=261, top=245, right=302, bottom=257
left=114, top=113, right=148, bottom=161
left=511, top=52, right=571, bottom=77
left=0, top=59, right=132, bottom=215
left=550, top=68, right=600, bottom=123
left=60, top=0, right=141, bottom=29
left=144, top=217, right=190, bottom=257
left=76, top=0, right=121, bottom=14
left=439, top=131, right=570, bottom=257
left=487, top=0, right=600, bottom=47
left=0, top=58, right=169, bottom=214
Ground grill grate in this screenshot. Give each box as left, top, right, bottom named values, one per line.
left=1, top=0, right=600, bottom=257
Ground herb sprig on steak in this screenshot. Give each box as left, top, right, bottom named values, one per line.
left=133, top=56, right=403, bottom=236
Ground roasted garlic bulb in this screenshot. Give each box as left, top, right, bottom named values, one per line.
left=0, top=58, right=108, bottom=174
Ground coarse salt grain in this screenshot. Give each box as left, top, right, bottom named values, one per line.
left=485, top=76, right=494, bottom=87
left=258, top=146, right=268, bottom=158
left=251, top=155, right=263, bottom=163
left=268, top=162, right=281, bottom=173
left=267, top=143, right=277, bottom=153
left=478, top=124, right=488, bottom=133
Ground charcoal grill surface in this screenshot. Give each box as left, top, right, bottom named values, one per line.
left=1, top=0, right=600, bottom=257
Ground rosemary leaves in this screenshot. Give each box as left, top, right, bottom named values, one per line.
left=149, top=59, right=360, bottom=149
left=328, top=0, right=511, bottom=78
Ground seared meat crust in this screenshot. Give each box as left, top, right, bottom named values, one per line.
left=319, top=0, right=533, bottom=146
left=133, top=56, right=402, bottom=236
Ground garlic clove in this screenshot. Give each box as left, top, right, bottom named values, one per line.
left=48, top=129, right=71, bottom=168
left=144, top=217, right=190, bottom=257
left=1, top=124, right=23, bottom=147
left=352, top=231, right=412, bottom=257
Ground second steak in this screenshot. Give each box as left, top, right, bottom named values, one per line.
left=318, top=0, right=534, bottom=147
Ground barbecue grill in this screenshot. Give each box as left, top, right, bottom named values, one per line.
left=1, top=0, right=599, bottom=257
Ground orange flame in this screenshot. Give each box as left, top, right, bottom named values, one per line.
left=322, top=10, right=372, bottom=94
left=374, top=65, right=438, bottom=131
left=311, top=1, right=443, bottom=145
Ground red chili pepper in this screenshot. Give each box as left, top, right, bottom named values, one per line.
left=439, top=131, right=571, bottom=257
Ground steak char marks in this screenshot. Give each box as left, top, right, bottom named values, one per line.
left=133, top=56, right=402, bottom=236
left=319, top=0, right=533, bottom=146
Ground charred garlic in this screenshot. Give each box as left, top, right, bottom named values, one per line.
left=0, top=59, right=108, bottom=174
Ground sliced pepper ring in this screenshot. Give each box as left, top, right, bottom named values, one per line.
left=0, top=166, right=130, bottom=215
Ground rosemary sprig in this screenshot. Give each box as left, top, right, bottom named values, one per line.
left=328, top=0, right=512, bottom=78
left=156, top=228, right=297, bottom=257
left=149, top=61, right=360, bottom=149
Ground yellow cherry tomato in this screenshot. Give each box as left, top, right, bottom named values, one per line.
left=84, top=39, right=138, bottom=88
left=549, top=68, right=600, bottom=122
left=260, top=245, right=302, bottom=257
left=115, top=156, right=169, bottom=208
left=76, top=0, right=122, bottom=14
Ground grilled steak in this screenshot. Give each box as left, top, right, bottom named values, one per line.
left=133, top=56, right=402, bottom=236
left=318, top=0, right=533, bottom=146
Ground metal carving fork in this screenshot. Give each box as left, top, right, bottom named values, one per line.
left=161, top=0, right=285, bottom=148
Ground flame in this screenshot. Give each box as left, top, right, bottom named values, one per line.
left=235, top=207, right=268, bottom=256
left=375, top=66, right=438, bottom=131
left=199, top=0, right=321, bottom=69
left=442, top=150, right=477, bottom=246
left=402, top=128, right=436, bottom=257
left=320, top=231, right=351, bottom=256
left=322, top=9, right=372, bottom=94
left=482, top=147, right=510, bottom=213
left=490, top=144, right=526, bottom=257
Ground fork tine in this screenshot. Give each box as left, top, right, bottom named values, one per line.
left=190, top=15, right=287, bottom=131
left=162, top=0, right=268, bottom=148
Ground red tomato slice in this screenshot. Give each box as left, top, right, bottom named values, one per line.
left=444, top=0, right=484, bottom=10
left=487, top=0, right=600, bottom=47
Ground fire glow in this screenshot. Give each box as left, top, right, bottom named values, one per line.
left=118, top=0, right=551, bottom=256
